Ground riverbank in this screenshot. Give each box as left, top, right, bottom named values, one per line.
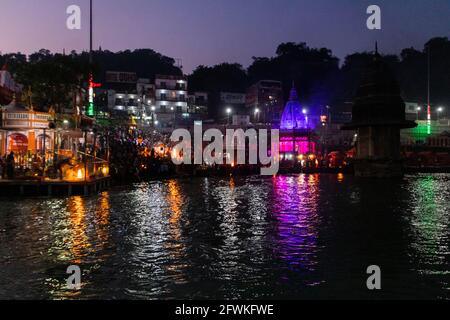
left=0, top=176, right=110, bottom=197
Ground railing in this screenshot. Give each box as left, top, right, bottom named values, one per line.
left=76, top=151, right=109, bottom=181
left=157, top=97, right=187, bottom=102
left=155, top=85, right=187, bottom=91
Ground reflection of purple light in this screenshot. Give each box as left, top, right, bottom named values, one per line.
left=271, top=175, right=320, bottom=276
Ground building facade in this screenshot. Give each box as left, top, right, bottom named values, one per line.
left=154, top=75, right=189, bottom=129
left=246, top=80, right=284, bottom=124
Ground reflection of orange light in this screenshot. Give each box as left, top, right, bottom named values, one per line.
left=67, top=196, right=89, bottom=264
left=167, top=180, right=182, bottom=238
left=95, top=192, right=111, bottom=245
left=231, top=162, right=235, bottom=168
left=102, top=166, right=109, bottom=176
left=77, top=169, right=83, bottom=179
left=338, top=173, right=344, bottom=182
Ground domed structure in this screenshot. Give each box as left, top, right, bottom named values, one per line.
left=280, top=86, right=309, bottom=130
left=342, top=50, right=416, bottom=130
left=342, top=47, right=417, bottom=178
left=279, top=84, right=316, bottom=159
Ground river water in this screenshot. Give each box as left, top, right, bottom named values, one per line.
left=0, top=173, right=449, bottom=300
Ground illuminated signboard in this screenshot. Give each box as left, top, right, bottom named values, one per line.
left=106, top=71, right=138, bottom=84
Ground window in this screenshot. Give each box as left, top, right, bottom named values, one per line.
left=179, top=94, right=185, bottom=101
left=160, top=93, right=167, bottom=101
left=160, top=82, right=167, bottom=89
left=160, top=105, right=167, bottom=112
left=177, top=106, right=183, bottom=113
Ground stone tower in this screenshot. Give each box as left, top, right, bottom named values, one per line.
left=342, top=48, right=417, bottom=178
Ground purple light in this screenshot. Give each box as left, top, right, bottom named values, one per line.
left=280, top=86, right=310, bottom=130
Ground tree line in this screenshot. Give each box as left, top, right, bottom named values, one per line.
left=1, top=37, right=448, bottom=118
left=189, top=37, right=450, bottom=118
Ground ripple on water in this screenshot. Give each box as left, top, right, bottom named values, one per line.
left=0, top=174, right=449, bottom=299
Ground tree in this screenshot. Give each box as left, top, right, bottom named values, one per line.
left=189, top=63, right=248, bottom=118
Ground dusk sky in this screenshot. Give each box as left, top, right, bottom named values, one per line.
left=1, top=0, right=449, bottom=73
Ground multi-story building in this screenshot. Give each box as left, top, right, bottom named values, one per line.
left=246, top=80, right=284, bottom=124
left=405, top=102, right=420, bottom=121
left=188, top=92, right=208, bottom=115
left=154, top=75, right=189, bottom=129
left=220, top=92, right=246, bottom=119
left=95, top=74, right=156, bottom=124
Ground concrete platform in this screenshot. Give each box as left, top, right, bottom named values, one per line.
left=0, top=177, right=111, bottom=197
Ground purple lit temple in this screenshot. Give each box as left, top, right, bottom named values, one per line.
left=279, top=85, right=316, bottom=157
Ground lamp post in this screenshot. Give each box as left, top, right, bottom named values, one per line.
left=437, top=107, right=444, bottom=121
left=226, top=108, right=232, bottom=126
left=417, top=106, right=421, bottom=121
left=151, top=106, right=156, bottom=128
left=254, top=108, right=260, bottom=123
left=92, top=126, right=98, bottom=176
left=42, top=121, right=56, bottom=178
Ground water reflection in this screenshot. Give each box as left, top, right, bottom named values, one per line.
left=407, top=175, right=450, bottom=294
left=271, top=175, right=321, bottom=286
left=67, top=196, right=90, bottom=264
left=0, top=174, right=448, bottom=299
left=165, top=180, right=188, bottom=285
left=95, top=192, right=111, bottom=246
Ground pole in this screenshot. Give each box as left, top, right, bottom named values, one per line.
left=87, top=0, right=95, bottom=117
left=42, top=128, right=46, bottom=177
left=427, top=43, right=431, bottom=135
left=84, top=130, right=88, bottom=182
left=93, top=130, right=97, bottom=176
left=89, top=0, right=93, bottom=65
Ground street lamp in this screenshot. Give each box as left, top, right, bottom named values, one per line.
left=226, top=108, right=232, bottom=125
left=150, top=106, right=156, bottom=127
left=254, top=108, right=260, bottom=123
left=437, top=107, right=444, bottom=121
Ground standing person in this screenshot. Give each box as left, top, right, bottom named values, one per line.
left=0, top=155, right=4, bottom=180
left=6, top=151, right=15, bottom=179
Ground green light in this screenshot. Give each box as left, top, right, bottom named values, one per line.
left=87, top=102, right=95, bottom=117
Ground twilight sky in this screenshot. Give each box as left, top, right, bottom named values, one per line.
left=1, top=0, right=449, bottom=73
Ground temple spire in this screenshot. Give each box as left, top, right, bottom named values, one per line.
left=289, top=82, right=298, bottom=101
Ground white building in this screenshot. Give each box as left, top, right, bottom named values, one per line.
left=154, top=75, right=189, bottom=129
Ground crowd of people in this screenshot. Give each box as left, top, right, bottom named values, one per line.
left=0, top=152, right=16, bottom=180
left=106, top=127, right=176, bottom=183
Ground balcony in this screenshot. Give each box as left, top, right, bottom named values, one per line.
left=1, top=110, right=53, bottom=129
left=155, top=84, right=187, bottom=91
left=157, top=97, right=187, bottom=103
